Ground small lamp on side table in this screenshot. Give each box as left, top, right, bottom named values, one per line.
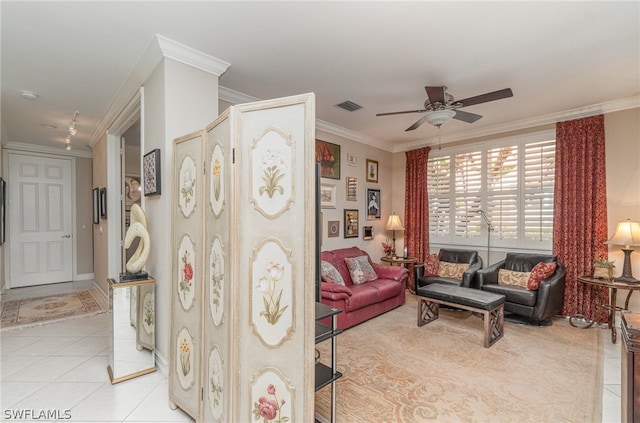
left=385, top=213, right=404, bottom=258
left=606, top=219, right=640, bottom=283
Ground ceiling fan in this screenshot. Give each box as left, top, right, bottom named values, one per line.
left=377, top=86, right=513, bottom=131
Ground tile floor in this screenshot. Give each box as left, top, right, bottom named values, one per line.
left=0, top=281, right=623, bottom=422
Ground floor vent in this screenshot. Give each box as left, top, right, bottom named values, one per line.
left=335, top=100, right=363, bottom=112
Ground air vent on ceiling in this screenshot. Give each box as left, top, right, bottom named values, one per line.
left=335, top=100, right=363, bottom=112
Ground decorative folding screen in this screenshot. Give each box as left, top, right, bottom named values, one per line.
left=170, top=93, right=316, bottom=422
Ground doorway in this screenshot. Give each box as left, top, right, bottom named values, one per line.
left=7, top=153, right=74, bottom=287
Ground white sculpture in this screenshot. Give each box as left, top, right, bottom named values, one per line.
left=124, top=203, right=150, bottom=273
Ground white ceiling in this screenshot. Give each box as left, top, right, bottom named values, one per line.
left=2, top=1, right=639, bottom=154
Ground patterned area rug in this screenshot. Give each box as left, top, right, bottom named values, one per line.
left=1, top=290, right=105, bottom=331
left=315, top=293, right=603, bottom=423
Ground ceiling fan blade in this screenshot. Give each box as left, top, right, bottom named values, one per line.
left=425, top=86, right=446, bottom=104
left=453, top=109, right=483, bottom=123
left=457, top=88, right=513, bottom=108
left=405, top=115, right=430, bottom=131
left=376, top=109, right=427, bottom=117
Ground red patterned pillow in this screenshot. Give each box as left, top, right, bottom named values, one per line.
left=424, top=254, right=440, bottom=276
left=527, top=261, right=557, bottom=290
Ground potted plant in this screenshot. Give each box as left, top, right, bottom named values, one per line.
left=594, top=258, right=615, bottom=280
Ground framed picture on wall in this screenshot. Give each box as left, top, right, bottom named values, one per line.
left=366, top=188, right=381, bottom=220
left=315, top=140, right=341, bottom=180
left=99, top=187, right=107, bottom=219
left=143, top=148, right=162, bottom=196
left=366, top=159, right=379, bottom=183
left=346, top=177, right=357, bottom=201
left=344, top=209, right=359, bottom=238
left=328, top=220, right=340, bottom=238
left=320, top=183, right=336, bottom=209
left=92, top=188, right=100, bottom=224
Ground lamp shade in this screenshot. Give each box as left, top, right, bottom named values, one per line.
left=425, top=109, right=456, bottom=128
left=386, top=214, right=404, bottom=231
left=606, top=219, right=640, bottom=248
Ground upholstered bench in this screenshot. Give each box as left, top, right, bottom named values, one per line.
left=416, top=284, right=506, bottom=348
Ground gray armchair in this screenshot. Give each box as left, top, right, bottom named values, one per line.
left=477, top=253, right=566, bottom=325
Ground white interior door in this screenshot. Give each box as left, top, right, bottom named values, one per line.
left=8, top=153, right=73, bottom=288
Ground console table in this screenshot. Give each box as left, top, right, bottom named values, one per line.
left=570, top=276, right=640, bottom=343
left=381, top=256, right=418, bottom=293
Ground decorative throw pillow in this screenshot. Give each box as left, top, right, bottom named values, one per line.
left=438, top=262, right=470, bottom=280
left=498, top=269, right=531, bottom=288
left=424, top=254, right=440, bottom=276
left=344, top=255, right=378, bottom=285
left=527, top=261, right=557, bottom=290
left=320, top=261, right=345, bottom=286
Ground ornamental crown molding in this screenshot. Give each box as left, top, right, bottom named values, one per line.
left=89, top=35, right=231, bottom=147
left=4, top=141, right=93, bottom=158
left=156, top=34, right=230, bottom=77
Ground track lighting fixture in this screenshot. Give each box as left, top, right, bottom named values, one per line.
left=64, top=111, right=79, bottom=151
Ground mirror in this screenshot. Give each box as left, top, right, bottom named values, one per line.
left=107, top=278, right=156, bottom=383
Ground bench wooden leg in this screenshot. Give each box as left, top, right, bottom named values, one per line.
left=484, top=304, right=504, bottom=348
left=418, top=298, right=439, bottom=326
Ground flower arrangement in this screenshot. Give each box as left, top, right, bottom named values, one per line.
left=382, top=238, right=394, bottom=256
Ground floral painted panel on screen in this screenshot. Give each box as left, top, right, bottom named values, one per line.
left=176, top=327, right=195, bottom=390
left=178, top=234, right=196, bottom=310
left=179, top=155, right=197, bottom=218
left=209, top=236, right=224, bottom=326
left=210, top=142, right=225, bottom=217
left=250, top=128, right=294, bottom=219
left=208, top=346, right=224, bottom=422
left=251, top=368, right=293, bottom=423
left=251, top=238, right=294, bottom=347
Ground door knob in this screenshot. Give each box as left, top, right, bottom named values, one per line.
left=61, top=235, right=71, bottom=238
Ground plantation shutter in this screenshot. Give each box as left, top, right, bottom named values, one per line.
left=427, top=156, right=451, bottom=239
left=524, top=140, right=555, bottom=242
left=454, top=151, right=482, bottom=239
left=486, top=146, right=518, bottom=240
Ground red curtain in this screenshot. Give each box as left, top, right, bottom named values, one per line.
left=554, top=115, right=609, bottom=322
left=404, top=146, right=431, bottom=263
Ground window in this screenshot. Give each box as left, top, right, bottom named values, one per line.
left=427, top=131, right=555, bottom=250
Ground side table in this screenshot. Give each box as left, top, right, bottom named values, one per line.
left=381, top=256, right=418, bottom=293
left=570, top=275, right=640, bottom=343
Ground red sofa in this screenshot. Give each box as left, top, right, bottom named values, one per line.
left=320, top=247, right=408, bottom=330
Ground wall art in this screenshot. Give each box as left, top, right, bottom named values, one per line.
left=328, top=220, right=340, bottom=238
left=366, top=159, right=379, bottom=183
left=320, top=183, right=336, bottom=209
left=366, top=188, right=381, bottom=220
left=346, top=176, right=357, bottom=201
left=143, top=148, right=161, bottom=196
left=344, top=209, right=359, bottom=238
left=99, top=187, right=107, bottom=219
left=315, top=140, right=340, bottom=180
left=92, top=187, right=99, bottom=224
left=346, top=153, right=357, bottom=167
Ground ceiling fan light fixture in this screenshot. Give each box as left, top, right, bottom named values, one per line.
left=425, top=109, right=456, bottom=128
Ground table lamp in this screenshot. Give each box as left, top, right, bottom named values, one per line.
left=385, top=213, right=404, bottom=257
left=606, top=219, right=640, bottom=283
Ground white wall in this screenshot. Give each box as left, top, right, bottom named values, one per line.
left=605, top=108, right=640, bottom=312
left=142, top=58, right=220, bottom=368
